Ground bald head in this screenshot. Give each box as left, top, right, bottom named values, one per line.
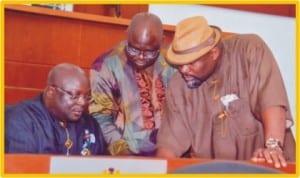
left=47, top=63, right=88, bottom=88
left=127, top=12, right=163, bottom=44
left=44, top=63, right=90, bottom=122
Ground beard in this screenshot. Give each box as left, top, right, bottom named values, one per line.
left=182, top=74, right=204, bottom=89
left=186, top=78, right=203, bottom=89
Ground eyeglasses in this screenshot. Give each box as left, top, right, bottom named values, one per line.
left=126, top=44, right=160, bottom=59
left=52, top=85, right=92, bottom=102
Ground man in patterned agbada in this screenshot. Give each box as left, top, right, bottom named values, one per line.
left=89, top=12, right=176, bottom=156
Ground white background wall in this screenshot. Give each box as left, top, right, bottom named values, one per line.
left=149, top=4, right=296, bottom=135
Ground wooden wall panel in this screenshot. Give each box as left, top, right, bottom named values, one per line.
left=4, top=5, right=233, bottom=104
left=74, top=4, right=295, bottom=18
left=5, top=10, right=82, bottom=65
left=79, top=21, right=127, bottom=68
left=5, top=62, right=51, bottom=88
left=73, top=5, right=148, bottom=19
left=118, top=5, right=148, bottom=18
left=4, top=5, right=176, bottom=104
left=5, top=89, right=42, bottom=104
left=73, top=5, right=115, bottom=16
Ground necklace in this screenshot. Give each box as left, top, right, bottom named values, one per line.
left=211, top=79, right=227, bottom=138
left=60, top=121, right=73, bottom=156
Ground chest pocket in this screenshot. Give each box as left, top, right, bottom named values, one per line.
left=212, top=98, right=264, bottom=160
left=227, top=98, right=261, bottom=136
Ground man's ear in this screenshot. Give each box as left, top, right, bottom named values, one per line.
left=210, top=46, right=221, bottom=61
left=45, top=86, right=55, bottom=98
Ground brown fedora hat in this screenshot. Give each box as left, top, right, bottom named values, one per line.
left=167, top=16, right=222, bottom=65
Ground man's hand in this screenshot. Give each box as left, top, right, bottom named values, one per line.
left=251, top=147, right=287, bottom=168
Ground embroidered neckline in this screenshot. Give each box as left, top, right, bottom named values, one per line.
left=60, top=121, right=73, bottom=155
left=135, top=70, right=165, bottom=130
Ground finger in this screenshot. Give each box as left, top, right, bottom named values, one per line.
left=251, top=151, right=259, bottom=162
left=255, top=157, right=266, bottom=162
left=269, top=147, right=286, bottom=168
left=263, top=149, right=273, bottom=164
left=252, top=148, right=260, bottom=157
left=269, top=150, right=281, bottom=168
left=278, top=152, right=287, bottom=167
left=251, top=148, right=265, bottom=162
left=258, top=150, right=264, bottom=158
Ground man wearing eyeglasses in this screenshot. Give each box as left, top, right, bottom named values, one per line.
left=5, top=63, right=108, bottom=155
left=89, top=12, right=176, bottom=156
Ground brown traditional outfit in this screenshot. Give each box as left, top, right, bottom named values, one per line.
left=157, top=34, right=295, bottom=161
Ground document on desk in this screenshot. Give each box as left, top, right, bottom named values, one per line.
left=49, top=156, right=167, bottom=174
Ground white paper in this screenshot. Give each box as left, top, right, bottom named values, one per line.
left=220, top=94, right=239, bottom=109
left=49, top=156, right=167, bottom=174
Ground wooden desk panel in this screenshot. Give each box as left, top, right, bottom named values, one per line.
left=5, top=154, right=51, bottom=174
left=167, top=158, right=296, bottom=174
left=4, top=154, right=296, bottom=174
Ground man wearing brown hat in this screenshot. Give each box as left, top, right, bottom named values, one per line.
left=156, top=16, right=295, bottom=168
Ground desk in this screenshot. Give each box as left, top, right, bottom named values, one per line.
left=4, top=154, right=296, bottom=174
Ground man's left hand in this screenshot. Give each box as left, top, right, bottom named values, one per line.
left=251, top=147, right=287, bottom=168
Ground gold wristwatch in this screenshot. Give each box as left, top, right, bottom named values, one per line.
left=265, top=138, right=283, bottom=149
